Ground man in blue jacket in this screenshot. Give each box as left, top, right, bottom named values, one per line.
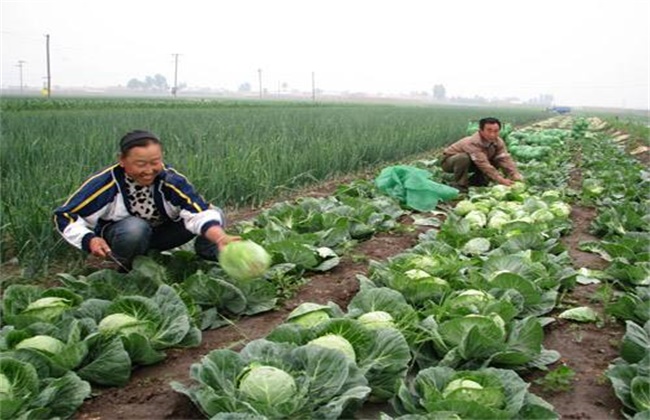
left=54, top=130, right=240, bottom=270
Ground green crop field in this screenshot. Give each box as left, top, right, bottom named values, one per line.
left=1, top=103, right=647, bottom=420
left=0, top=97, right=547, bottom=274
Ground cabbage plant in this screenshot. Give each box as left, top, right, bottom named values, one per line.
left=238, top=364, right=297, bottom=406
left=266, top=317, right=411, bottom=401
left=56, top=256, right=170, bottom=301
left=606, top=321, right=650, bottom=418
left=346, top=285, right=454, bottom=367
left=390, top=366, right=558, bottom=419
left=464, top=210, right=487, bottom=229
left=417, top=312, right=559, bottom=370
left=461, top=237, right=491, bottom=256
left=2, top=285, right=82, bottom=328
left=366, top=250, right=467, bottom=308
left=454, top=200, right=476, bottom=216
left=286, top=302, right=343, bottom=328
left=488, top=210, right=511, bottom=229
left=357, top=311, right=396, bottom=330
left=437, top=289, right=504, bottom=320
left=172, top=339, right=371, bottom=419
left=308, top=334, right=357, bottom=362
left=346, top=286, right=419, bottom=328
left=558, top=306, right=599, bottom=322
left=21, top=298, right=71, bottom=322
left=0, top=318, right=90, bottom=380
left=15, top=335, right=66, bottom=354
left=479, top=255, right=560, bottom=318
left=0, top=356, right=91, bottom=420
left=91, top=285, right=201, bottom=366
left=180, top=267, right=278, bottom=330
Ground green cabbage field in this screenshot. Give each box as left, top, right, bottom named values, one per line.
left=0, top=98, right=648, bottom=419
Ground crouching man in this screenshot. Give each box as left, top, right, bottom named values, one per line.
left=441, top=117, right=523, bottom=191
left=54, top=130, right=240, bottom=271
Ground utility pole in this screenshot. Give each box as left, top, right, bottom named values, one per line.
left=17, top=60, right=26, bottom=94
left=45, top=34, right=51, bottom=98
left=172, top=53, right=180, bottom=97
left=258, top=68, right=263, bottom=99
left=311, top=71, right=316, bottom=102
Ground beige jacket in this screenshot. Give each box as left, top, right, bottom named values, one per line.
left=442, top=132, right=520, bottom=182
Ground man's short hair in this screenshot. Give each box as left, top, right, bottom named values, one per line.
left=479, top=117, right=501, bottom=130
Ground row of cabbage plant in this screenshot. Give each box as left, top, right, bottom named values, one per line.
left=568, top=120, right=649, bottom=419
left=170, top=119, right=593, bottom=419
left=0, top=181, right=408, bottom=418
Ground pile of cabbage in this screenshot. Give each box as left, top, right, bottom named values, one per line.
left=506, top=128, right=569, bottom=162
left=453, top=183, right=571, bottom=233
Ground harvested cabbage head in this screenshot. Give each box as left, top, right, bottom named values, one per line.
left=219, top=240, right=272, bottom=281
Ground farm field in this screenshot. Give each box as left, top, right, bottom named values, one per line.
left=0, top=97, right=545, bottom=275
left=73, top=197, right=626, bottom=419
left=1, top=99, right=648, bottom=420
left=72, top=115, right=646, bottom=420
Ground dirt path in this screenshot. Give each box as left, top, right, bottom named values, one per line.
left=521, top=204, right=625, bottom=419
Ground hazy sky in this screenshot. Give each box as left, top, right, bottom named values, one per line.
left=2, top=0, right=649, bottom=109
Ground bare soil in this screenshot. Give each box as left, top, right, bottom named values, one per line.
left=73, top=189, right=627, bottom=420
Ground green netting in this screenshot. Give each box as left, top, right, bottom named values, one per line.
left=375, top=165, right=459, bottom=212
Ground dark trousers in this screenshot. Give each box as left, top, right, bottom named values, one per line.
left=101, top=216, right=218, bottom=268
left=441, top=153, right=489, bottom=188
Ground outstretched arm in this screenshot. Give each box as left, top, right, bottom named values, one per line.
left=204, top=225, right=241, bottom=251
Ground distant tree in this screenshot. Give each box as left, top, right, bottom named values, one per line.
left=433, top=84, right=446, bottom=100
left=127, top=78, right=144, bottom=89
left=153, top=74, right=169, bottom=91
left=126, top=74, right=169, bottom=91
left=238, top=82, right=251, bottom=92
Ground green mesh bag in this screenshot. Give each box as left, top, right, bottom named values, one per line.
left=375, top=165, right=459, bottom=211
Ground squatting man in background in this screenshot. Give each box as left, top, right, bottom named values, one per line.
left=440, top=117, right=523, bottom=192
left=54, top=130, right=240, bottom=271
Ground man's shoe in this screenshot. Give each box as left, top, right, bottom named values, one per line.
left=450, top=183, right=468, bottom=193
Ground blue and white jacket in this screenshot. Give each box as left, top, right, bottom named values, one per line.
left=54, top=164, right=223, bottom=252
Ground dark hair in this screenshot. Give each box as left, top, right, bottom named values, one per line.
left=119, top=130, right=162, bottom=155
left=479, top=117, right=501, bottom=130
